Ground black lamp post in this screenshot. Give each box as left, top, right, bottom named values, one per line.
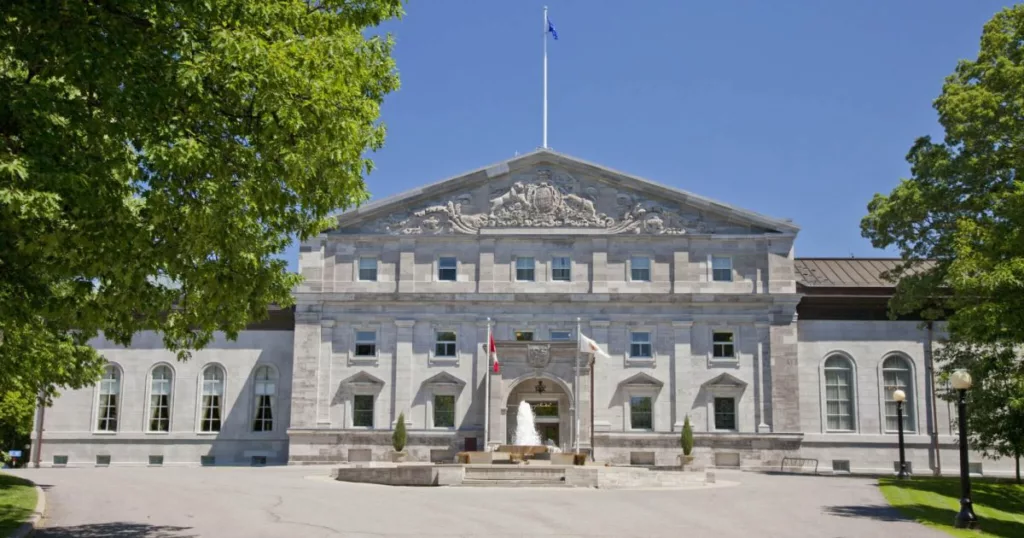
left=951, top=369, right=979, bottom=530
left=894, top=389, right=909, bottom=479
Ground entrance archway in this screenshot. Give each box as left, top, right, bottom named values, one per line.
left=505, top=375, right=573, bottom=450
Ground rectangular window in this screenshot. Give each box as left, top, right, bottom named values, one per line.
left=435, top=330, right=457, bottom=357
left=514, top=330, right=534, bottom=342
left=438, top=257, right=457, bottom=281
left=148, top=387, right=170, bottom=433
left=630, top=331, right=652, bottom=358
left=358, top=257, right=378, bottom=281
left=253, top=394, right=274, bottom=432
left=714, top=397, right=736, bottom=430
left=515, top=257, right=536, bottom=281
left=354, top=330, right=377, bottom=357
left=712, top=331, right=735, bottom=358
left=551, top=257, right=571, bottom=281
left=550, top=330, right=572, bottom=341
left=712, top=256, right=733, bottom=282
left=630, top=257, right=651, bottom=281
left=825, top=369, right=854, bottom=431
left=630, top=396, right=653, bottom=430
left=353, top=395, right=374, bottom=427
left=433, top=395, right=456, bottom=428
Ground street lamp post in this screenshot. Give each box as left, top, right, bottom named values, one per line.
left=894, top=389, right=909, bottom=479
left=950, top=369, right=979, bottom=530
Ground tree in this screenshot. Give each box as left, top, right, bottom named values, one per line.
left=392, top=412, right=407, bottom=453
left=862, top=5, right=1024, bottom=470
left=0, top=387, right=34, bottom=467
left=0, top=1, right=402, bottom=396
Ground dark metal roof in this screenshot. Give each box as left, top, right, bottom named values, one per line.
left=794, top=258, right=915, bottom=288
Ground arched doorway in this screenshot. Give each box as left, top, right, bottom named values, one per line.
left=505, top=376, right=572, bottom=450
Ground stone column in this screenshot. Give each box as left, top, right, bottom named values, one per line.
left=591, top=238, right=608, bottom=294
left=393, top=320, right=415, bottom=427
left=671, top=321, right=693, bottom=431
left=398, top=238, right=416, bottom=293
left=768, top=306, right=800, bottom=432
left=577, top=358, right=593, bottom=451
left=589, top=320, right=611, bottom=432
left=289, top=312, right=322, bottom=429
left=478, top=239, right=495, bottom=293
left=317, top=319, right=334, bottom=426
left=672, top=248, right=691, bottom=294
left=755, top=322, right=771, bottom=432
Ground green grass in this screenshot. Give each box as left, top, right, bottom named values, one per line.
left=0, top=472, right=37, bottom=536
left=880, top=477, right=1024, bottom=537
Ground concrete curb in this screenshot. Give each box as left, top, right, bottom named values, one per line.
left=9, top=481, right=46, bottom=538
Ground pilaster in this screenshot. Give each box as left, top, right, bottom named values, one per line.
left=317, top=319, right=334, bottom=426
left=672, top=250, right=691, bottom=294
left=768, top=306, right=800, bottom=432
left=392, top=320, right=415, bottom=427
left=477, top=239, right=495, bottom=293
left=589, top=320, right=611, bottom=432
left=289, top=312, right=321, bottom=429
left=398, top=238, right=416, bottom=293
left=591, top=238, right=608, bottom=293
left=755, top=322, right=771, bottom=432
left=671, top=321, right=693, bottom=431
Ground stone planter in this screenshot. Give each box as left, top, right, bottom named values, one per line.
left=391, top=451, right=408, bottom=463
left=680, top=454, right=695, bottom=469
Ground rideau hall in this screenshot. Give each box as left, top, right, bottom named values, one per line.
left=32, top=149, right=1013, bottom=475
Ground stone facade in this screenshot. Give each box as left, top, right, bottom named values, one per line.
left=32, top=149, right=1017, bottom=476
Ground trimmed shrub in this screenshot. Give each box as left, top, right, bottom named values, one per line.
left=681, top=415, right=694, bottom=456
left=393, top=412, right=407, bottom=452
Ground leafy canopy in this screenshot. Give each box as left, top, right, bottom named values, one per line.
left=861, top=6, right=1024, bottom=459
left=0, top=1, right=402, bottom=396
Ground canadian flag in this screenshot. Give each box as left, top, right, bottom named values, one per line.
left=489, top=333, right=500, bottom=373
left=579, top=333, right=610, bottom=359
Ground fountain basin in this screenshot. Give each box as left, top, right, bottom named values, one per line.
left=495, top=445, right=549, bottom=457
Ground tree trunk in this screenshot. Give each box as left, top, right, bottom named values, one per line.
left=1016, top=453, right=1021, bottom=484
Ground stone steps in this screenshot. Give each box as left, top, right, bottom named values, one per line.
left=457, top=478, right=569, bottom=488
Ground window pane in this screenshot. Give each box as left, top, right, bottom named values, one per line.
left=630, top=396, right=653, bottom=430
left=97, top=366, right=120, bottom=432
left=883, top=357, right=914, bottom=433
left=714, top=397, right=736, bottom=430
left=630, top=332, right=652, bottom=358
left=516, top=257, right=535, bottom=281
left=515, top=331, right=534, bottom=342
left=434, top=395, right=455, bottom=428
left=438, top=257, right=457, bottom=281
left=550, top=331, right=571, bottom=341
left=354, top=395, right=374, bottom=427
left=824, top=358, right=854, bottom=431
left=631, top=257, right=651, bottom=281
left=435, top=331, right=457, bottom=357
left=552, top=257, right=571, bottom=281
left=712, top=256, right=733, bottom=283
left=358, top=258, right=377, bottom=281
left=355, top=331, right=377, bottom=356
left=712, top=332, right=735, bottom=358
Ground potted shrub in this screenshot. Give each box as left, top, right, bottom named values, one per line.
left=392, top=412, right=408, bottom=462
left=680, top=415, right=695, bottom=468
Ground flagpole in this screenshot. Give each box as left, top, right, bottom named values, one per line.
left=485, top=317, right=491, bottom=451
left=542, top=5, right=548, bottom=149
left=575, top=317, right=581, bottom=454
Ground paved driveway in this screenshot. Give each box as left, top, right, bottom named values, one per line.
left=10, top=466, right=944, bottom=538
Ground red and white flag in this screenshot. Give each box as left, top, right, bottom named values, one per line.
left=579, top=333, right=610, bottom=359
left=489, top=333, right=500, bottom=373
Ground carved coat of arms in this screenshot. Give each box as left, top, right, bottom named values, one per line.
left=526, top=345, right=552, bottom=369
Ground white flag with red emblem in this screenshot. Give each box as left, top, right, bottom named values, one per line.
left=579, top=333, right=610, bottom=359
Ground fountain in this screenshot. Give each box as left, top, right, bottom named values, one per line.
left=513, top=400, right=542, bottom=446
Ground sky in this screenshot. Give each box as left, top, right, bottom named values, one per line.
left=282, top=0, right=1016, bottom=272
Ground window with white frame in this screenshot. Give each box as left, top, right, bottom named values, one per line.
left=630, top=256, right=651, bottom=281
left=550, top=330, right=572, bottom=341
left=354, top=330, right=377, bottom=357
left=712, top=256, right=733, bottom=282
left=433, top=394, right=455, bottom=428
left=629, top=396, right=653, bottom=430
left=551, top=256, right=571, bottom=281
left=883, top=356, right=915, bottom=433
left=712, top=331, right=735, bottom=358
left=96, top=365, right=121, bottom=432
left=514, top=330, right=534, bottom=342
left=252, top=365, right=276, bottom=432
left=148, top=365, right=172, bottom=433
left=824, top=355, right=855, bottom=431
left=714, top=397, right=736, bottom=430
left=434, top=330, right=457, bottom=357
left=630, top=331, right=652, bottom=358
left=516, top=257, right=536, bottom=281
left=358, top=257, right=378, bottom=281
left=200, top=365, right=225, bottom=433
left=438, top=257, right=457, bottom=281
left=353, top=394, right=374, bottom=427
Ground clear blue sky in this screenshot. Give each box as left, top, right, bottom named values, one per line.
left=282, top=0, right=1014, bottom=272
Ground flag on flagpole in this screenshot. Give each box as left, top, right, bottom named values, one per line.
left=489, top=333, right=500, bottom=373
left=547, top=17, right=558, bottom=40
left=579, top=333, right=609, bottom=359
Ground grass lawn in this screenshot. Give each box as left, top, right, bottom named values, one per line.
left=880, top=477, right=1024, bottom=537
left=0, top=472, right=37, bottom=536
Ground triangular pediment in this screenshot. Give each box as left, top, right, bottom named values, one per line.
left=619, top=372, right=664, bottom=389
left=331, top=149, right=798, bottom=236
left=342, top=371, right=385, bottom=387
left=422, top=371, right=465, bottom=388
left=701, top=373, right=747, bottom=389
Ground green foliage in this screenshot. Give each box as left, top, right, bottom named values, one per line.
left=681, top=415, right=694, bottom=456
left=392, top=412, right=406, bottom=452
left=861, top=6, right=1024, bottom=460
left=880, top=477, right=1024, bottom=538
left=0, top=1, right=402, bottom=394
left=0, top=389, right=34, bottom=463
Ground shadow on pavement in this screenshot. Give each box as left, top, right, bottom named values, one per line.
left=37, top=522, right=196, bottom=537
left=823, top=504, right=909, bottom=522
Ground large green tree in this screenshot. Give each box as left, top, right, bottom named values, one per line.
left=0, top=0, right=402, bottom=398
left=862, top=5, right=1024, bottom=466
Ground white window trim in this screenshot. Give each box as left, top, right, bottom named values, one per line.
left=429, top=327, right=460, bottom=365
left=627, top=256, right=653, bottom=282
left=706, top=387, right=743, bottom=432
left=428, top=388, right=459, bottom=430
left=818, top=352, right=859, bottom=434
left=514, top=256, right=538, bottom=282
left=435, top=255, right=459, bottom=282
left=878, top=353, right=918, bottom=434
left=710, top=328, right=738, bottom=362
left=355, top=256, right=379, bottom=282
left=143, top=363, right=175, bottom=434
left=550, top=254, right=572, bottom=282
left=349, top=390, right=378, bottom=429
left=195, top=363, right=227, bottom=435
left=710, top=254, right=734, bottom=282
left=250, top=363, right=278, bottom=434
left=624, top=326, right=657, bottom=366
left=624, top=389, right=657, bottom=432
left=351, top=326, right=380, bottom=359
left=92, top=363, right=123, bottom=435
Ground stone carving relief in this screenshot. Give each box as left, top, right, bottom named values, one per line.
left=526, top=344, right=552, bottom=369
left=366, top=169, right=717, bottom=236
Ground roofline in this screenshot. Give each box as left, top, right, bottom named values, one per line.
left=331, top=148, right=800, bottom=233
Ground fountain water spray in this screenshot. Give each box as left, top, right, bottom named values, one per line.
left=513, top=401, right=542, bottom=446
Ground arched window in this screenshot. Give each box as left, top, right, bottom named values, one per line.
left=252, top=365, right=276, bottom=432
left=823, top=355, right=855, bottom=431
left=96, top=365, right=121, bottom=432
left=148, top=365, right=173, bottom=432
left=200, top=365, right=225, bottom=432
left=882, top=355, right=915, bottom=433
